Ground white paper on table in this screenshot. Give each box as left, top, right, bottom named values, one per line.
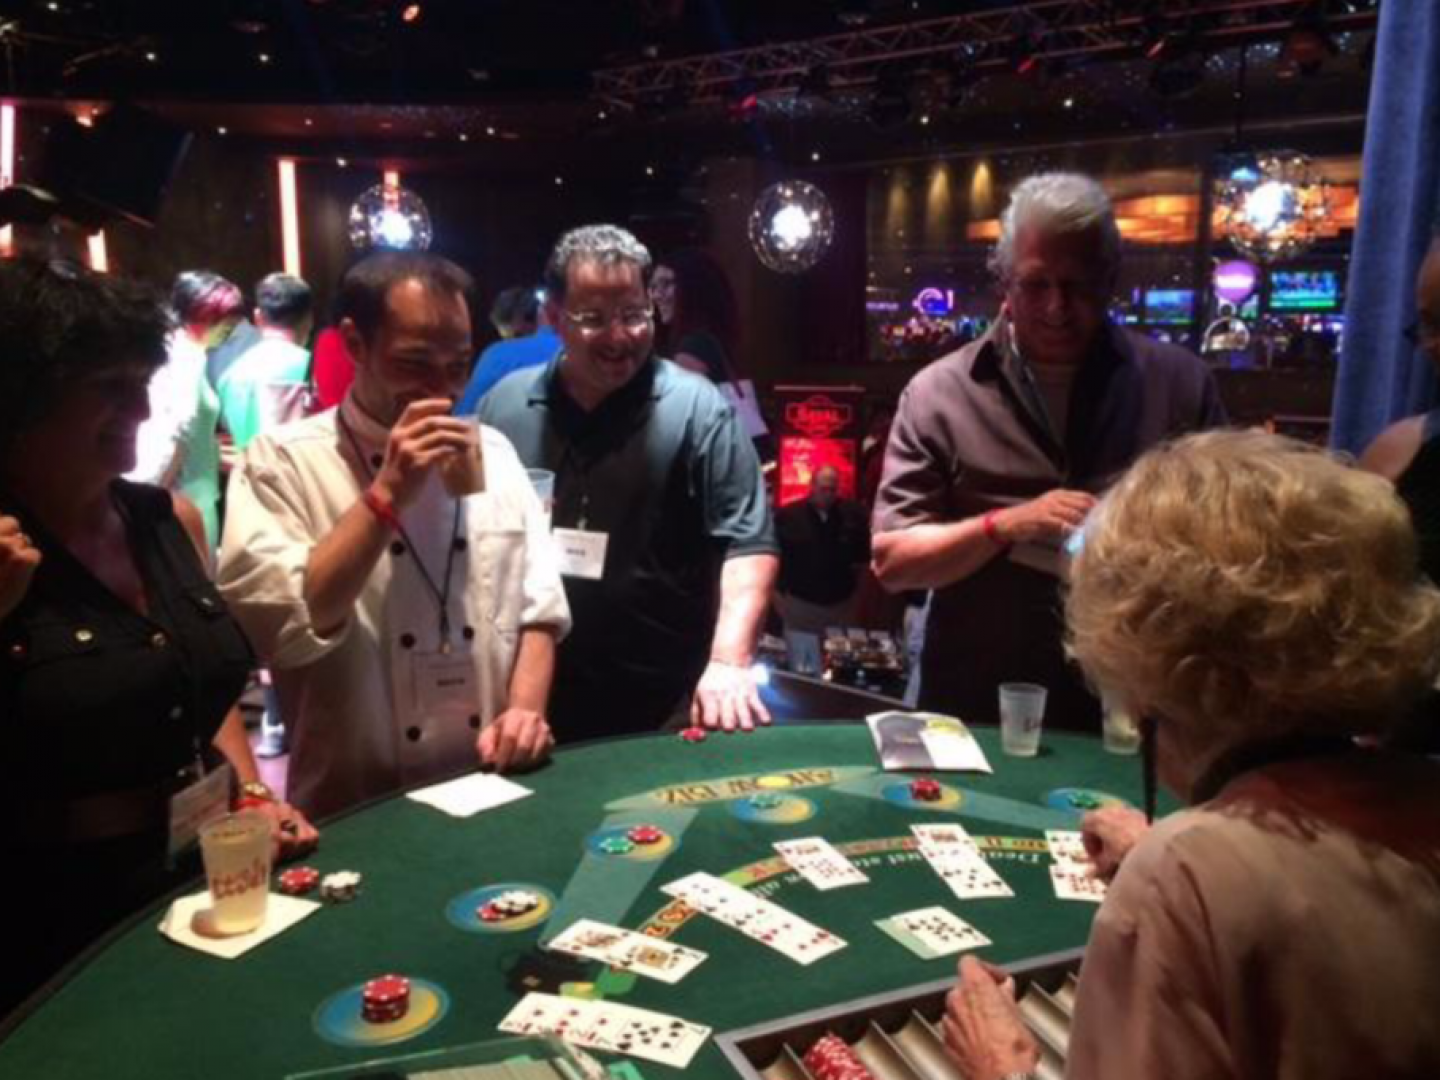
left=918, top=728, right=993, bottom=774
left=158, top=892, right=320, bottom=959
left=406, top=772, right=534, bottom=818
left=867, top=711, right=993, bottom=774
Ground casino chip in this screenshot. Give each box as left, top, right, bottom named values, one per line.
left=678, top=727, right=707, bottom=743
left=320, top=870, right=362, bottom=903
left=803, top=1033, right=875, bottom=1080
left=909, top=778, right=943, bottom=802
left=478, top=888, right=542, bottom=922
left=599, top=836, right=636, bottom=855
left=277, top=866, right=321, bottom=896
left=626, top=825, right=664, bottom=845
left=361, top=974, right=411, bottom=1025
left=748, top=793, right=784, bottom=810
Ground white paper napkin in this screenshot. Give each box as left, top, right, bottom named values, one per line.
left=405, top=771, right=533, bottom=818
left=159, top=891, right=320, bottom=959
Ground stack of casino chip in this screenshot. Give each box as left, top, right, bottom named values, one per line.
left=748, top=792, right=784, bottom=810
left=479, top=889, right=541, bottom=922
left=320, top=870, right=362, bottom=903
left=802, top=1033, right=875, bottom=1080
left=909, top=778, right=943, bottom=802
left=599, top=836, right=635, bottom=855
left=277, top=866, right=320, bottom=896
left=626, top=824, right=664, bottom=846
left=360, top=974, right=411, bottom=1024
left=678, top=727, right=707, bottom=743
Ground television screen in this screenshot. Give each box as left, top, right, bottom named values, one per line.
left=1269, top=270, right=1341, bottom=312
left=1144, top=289, right=1195, bottom=325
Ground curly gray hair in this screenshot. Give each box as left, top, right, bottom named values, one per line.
left=544, top=224, right=652, bottom=302
left=988, top=172, right=1122, bottom=282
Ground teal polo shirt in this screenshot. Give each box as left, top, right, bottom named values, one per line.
left=479, top=356, right=776, bottom=740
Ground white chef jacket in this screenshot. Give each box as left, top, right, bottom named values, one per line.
left=217, top=394, right=570, bottom=818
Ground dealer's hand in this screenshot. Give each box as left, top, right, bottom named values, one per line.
left=1082, top=806, right=1150, bottom=879
left=990, top=489, right=1096, bottom=546
left=942, top=955, right=1040, bottom=1080
left=0, top=514, right=41, bottom=621
left=253, top=800, right=320, bottom=862
left=479, top=708, right=554, bottom=772
left=371, top=399, right=477, bottom=511
left=691, top=659, right=771, bottom=733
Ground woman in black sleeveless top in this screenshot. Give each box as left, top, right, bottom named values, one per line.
left=0, top=258, right=317, bottom=1021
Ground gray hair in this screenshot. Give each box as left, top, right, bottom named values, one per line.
left=544, top=224, right=652, bottom=302
left=988, top=172, right=1122, bottom=281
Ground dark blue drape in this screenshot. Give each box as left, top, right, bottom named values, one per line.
left=1331, top=0, right=1440, bottom=455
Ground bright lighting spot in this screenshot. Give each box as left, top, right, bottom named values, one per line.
left=554, top=176, right=564, bottom=186
left=751, top=663, right=771, bottom=687
left=1064, top=97, right=1074, bottom=108
left=258, top=52, right=271, bottom=64
left=304, top=118, right=314, bottom=127
left=336, top=157, right=349, bottom=168
left=810, top=151, right=821, bottom=162
left=486, top=125, right=497, bottom=136
left=375, top=209, right=414, bottom=247
left=919, top=113, right=931, bottom=125
left=645, top=165, right=655, bottom=176
left=402, top=4, right=422, bottom=22
left=145, top=51, right=158, bottom=62
left=1241, top=180, right=1294, bottom=232
left=216, top=126, right=228, bottom=135
left=770, top=203, right=814, bottom=249
left=459, top=132, right=469, bottom=142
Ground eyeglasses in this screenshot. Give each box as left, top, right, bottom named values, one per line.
left=1404, top=320, right=1440, bottom=348
left=563, top=307, right=654, bottom=336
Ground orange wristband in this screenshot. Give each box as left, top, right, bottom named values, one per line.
left=362, top=488, right=401, bottom=531
left=981, top=509, right=1008, bottom=547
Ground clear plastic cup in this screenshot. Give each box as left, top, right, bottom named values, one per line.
left=198, top=810, right=272, bottom=936
left=998, top=682, right=1047, bottom=757
left=527, top=468, right=555, bottom=530
left=440, top=418, right=487, bottom=498
left=1102, top=694, right=1142, bottom=755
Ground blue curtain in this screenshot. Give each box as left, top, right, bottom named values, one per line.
left=1330, top=0, right=1440, bottom=455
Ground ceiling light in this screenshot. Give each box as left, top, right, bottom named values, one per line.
left=749, top=180, right=835, bottom=274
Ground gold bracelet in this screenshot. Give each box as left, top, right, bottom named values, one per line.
left=239, top=780, right=277, bottom=803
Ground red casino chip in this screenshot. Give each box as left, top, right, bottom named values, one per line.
left=361, top=974, right=411, bottom=1024
left=277, top=867, right=321, bottom=895
left=803, top=1034, right=874, bottom=1080
left=627, top=825, right=665, bottom=845
left=678, top=726, right=707, bottom=743
left=909, top=778, right=943, bottom=802
left=478, top=902, right=507, bottom=922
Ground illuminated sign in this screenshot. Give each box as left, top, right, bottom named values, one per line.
left=784, top=394, right=854, bottom=439
left=912, top=287, right=955, bottom=317
left=1213, top=260, right=1258, bottom=304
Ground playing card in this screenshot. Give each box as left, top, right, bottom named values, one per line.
left=1049, top=863, right=1107, bottom=903
left=546, top=919, right=708, bottom=984
left=499, top=993, right=711, bottom=1069
left=661, top=872, right=847, bottom=965
left=876, top=905, right=991, bottom=959
left=1045, top=829, right=1090, bottom=870
left=911, top=824, right=1014, bottom=899
left=773, top=838, right=869, bottom=891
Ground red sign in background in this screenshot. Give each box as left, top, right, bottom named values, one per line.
left=774, top=386, right=864, bottom=507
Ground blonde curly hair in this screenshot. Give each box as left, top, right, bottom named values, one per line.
left=1066, top=430, right=1440, bottom=741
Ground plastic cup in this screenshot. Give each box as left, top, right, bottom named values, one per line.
left=527, top=468, right=555, bottom=529
left=440, top=419, right=487, bottom=498
left=998, top=682, right=1047, bottom=757
left=198, top=810, right=272, bottom=936
left=1102, top=694, right=1142, bottom=755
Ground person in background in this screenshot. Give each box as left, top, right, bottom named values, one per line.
left=489, top=284, right=541, bottom=340
left=774, top=465, right=871, bottom=634
left=479, top=225, right=777, bottom=738
left=944, top=430, right=1440, bottom=1079
left=312, top=325, right=356, bottom=411
left=217, top=272, right=315, bottom=451
left=651, top=248, right=771, bottom=451
left=218, top=251, right=570, bottom=819
left=0, top=257, right=315, bottom=1019
left=456, top=285, right=560, bottom=414
left=872, top=172, right=1224, bottom=730
left=128, top=270, right=238, bottom=549
left=202, top=285, right=259, bottom=398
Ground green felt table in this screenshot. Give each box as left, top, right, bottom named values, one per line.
left=0, top=724, right=1158, bottom=1080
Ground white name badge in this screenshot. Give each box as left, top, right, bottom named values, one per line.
left=168, top=762, right=234, bottom=860
left=553, top=528, right=609, bottom=581
left=412, top=650, right=479, bottom=719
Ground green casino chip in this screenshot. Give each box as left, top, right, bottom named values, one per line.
left=599, top=836, right=636, bottom=854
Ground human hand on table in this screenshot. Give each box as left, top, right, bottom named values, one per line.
left=0, top=514, right=42, bottom=621
left=479, top=708, right=554, bottom=772
left=1082, top=806, right=1150, bottom=879
left=990, top=489, right=1096, bottom=546
left=252, top=799, right=320, bottom=862
left=691, top=659, right=771, bottom=733
left=942, top=955, right=1040, bottom=1080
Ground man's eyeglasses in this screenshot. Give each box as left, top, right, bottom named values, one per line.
left=563, top=307, right=654, bottom=336
left=1404, top=320, right=1440, bottom=348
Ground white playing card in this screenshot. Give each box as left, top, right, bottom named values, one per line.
left=1045, top=829, right=1091, bottom=870
left=661, top=872, right=847, bottom=965
left=498, top=993, right=711, bottom=1069
left=877, top=905, right=992, bottom=958
left=911, top=824, right=1014, bottom=899
left=1049, top=863, right=1107, bottom=903
left=546, top=919, right=708, bottom=984
left=773, top=838, right=869, bottom=891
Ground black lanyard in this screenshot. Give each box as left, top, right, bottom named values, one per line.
left=338, top=412, right=464, bottom=649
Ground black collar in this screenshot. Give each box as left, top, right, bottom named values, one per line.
left=1190, top=734, right=1356, bottom=804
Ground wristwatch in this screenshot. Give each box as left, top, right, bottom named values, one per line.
left=239, top=780, right=277, bottom=803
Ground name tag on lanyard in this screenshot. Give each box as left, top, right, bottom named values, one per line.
left=168, top=761, right=234, bottom=860
left=411, top=649, right=478, bottom=719
left=553, top=528, right=609, bottom=581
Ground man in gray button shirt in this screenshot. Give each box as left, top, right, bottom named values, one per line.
left=872, top=172, right=1225, bottom=731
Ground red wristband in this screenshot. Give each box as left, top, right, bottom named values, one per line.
left=981, top=509, right=1008, bottom=547
left=362, top=488, right=401, bottom=531
left=234, top=796, right=271, bottom=812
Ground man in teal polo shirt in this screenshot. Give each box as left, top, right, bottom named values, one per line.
left=479, top=224, right=777, bottom=741
left=218, top=272, right=314, bottom=450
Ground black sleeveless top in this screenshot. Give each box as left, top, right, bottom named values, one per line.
left=1395, top=410, right=1440, bottom=588
left=0, top=481, right=253, bottom=1016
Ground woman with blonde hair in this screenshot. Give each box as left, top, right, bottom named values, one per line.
left=945, top=429, right=1440, bottom=1080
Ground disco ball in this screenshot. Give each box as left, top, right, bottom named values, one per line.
left=1214, top=152, right=1331, bottom=264
left=748, top=180, right=835, bottom=273
left=348, top=183, right=434, bottom=251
